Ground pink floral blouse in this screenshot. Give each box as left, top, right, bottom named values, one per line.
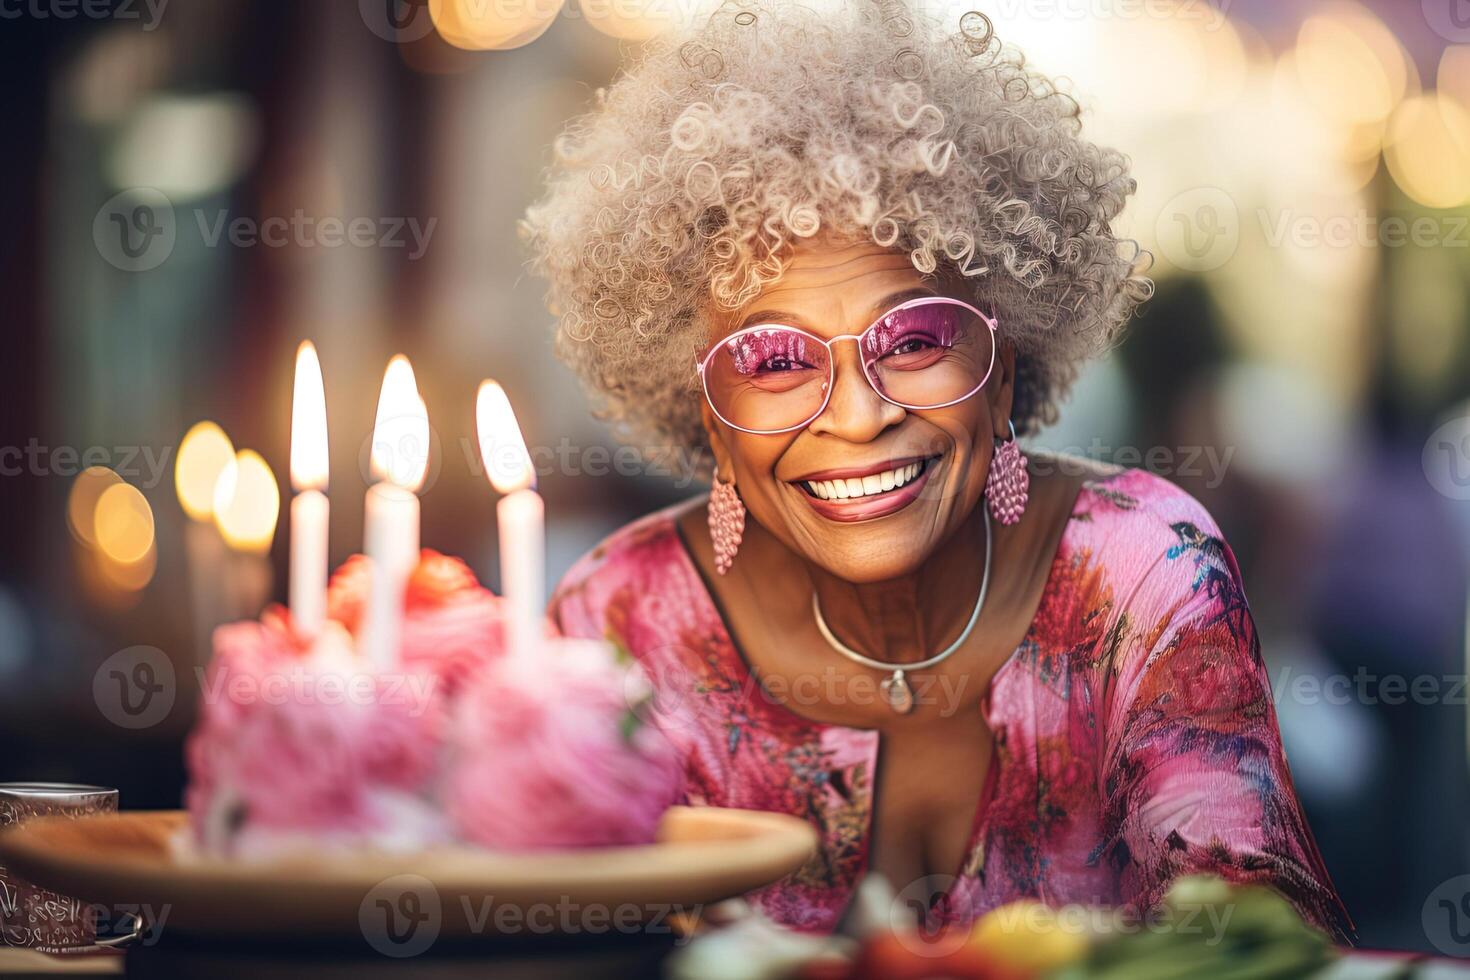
left=548, top=468, right=1354, bottom=942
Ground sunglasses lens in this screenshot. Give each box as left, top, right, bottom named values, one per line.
left=702, top=327, right=832, bottom=432
left=861, top=301, right=994, bottom=408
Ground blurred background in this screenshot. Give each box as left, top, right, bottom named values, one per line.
left=2, top=0, right=1469, bottom=955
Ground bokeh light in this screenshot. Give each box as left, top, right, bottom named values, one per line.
left=67, top=466, right=122, bottom=546
left=429, top=0, right=564, bottom=51
left=175, top=421, right=237, bottom=522
left=1384, top=94, right=1470, bottom=209
left=93, top=482, right=155, bottom=566
left=1294, top=4, right=1411, bottom=128
left=213, top=450, right=280, bottom=554
left=577, top=0, right=683, bottom=41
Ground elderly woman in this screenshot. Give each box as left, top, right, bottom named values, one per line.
left=519, top=0, right=1352, bottom=941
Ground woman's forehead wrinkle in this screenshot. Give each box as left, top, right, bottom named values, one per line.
left=740, top=264, right=926, bottom=337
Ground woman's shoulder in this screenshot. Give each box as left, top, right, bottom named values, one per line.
left=548, top=496, right=711, bottom=640
left=1065, top=460, right=1226, bottom=538
left=1057, top=461, right=1245, bottom=620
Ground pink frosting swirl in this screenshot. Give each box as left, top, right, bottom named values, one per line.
left=446, top=639, right=688, bottom=850
left=186, top=551, right=641, bottom=857
left=185, top=619, right=447, bottom=854
left=324, top=549, right=549, bottom=696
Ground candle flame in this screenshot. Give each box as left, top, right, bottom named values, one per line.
left=371, top=355, right=430, bottom=492
left=214, top=449, right=281, bottom=554
left=290, top=341, right=329, bottom=492
left=476, top=380, right=535, bottom=494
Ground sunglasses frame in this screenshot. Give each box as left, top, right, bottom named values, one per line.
left=695, top=295, right=999, bottom=435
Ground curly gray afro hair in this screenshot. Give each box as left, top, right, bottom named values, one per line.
left=518, top=0, right=1152, bottom=476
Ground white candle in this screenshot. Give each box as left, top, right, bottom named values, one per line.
left=361, top=355, right=429, bottom=669
left=498, top=488, right=544, bottom=658
left=475, top=381, right=544, bottom=659
left=289, top=341, right=330, bottom=639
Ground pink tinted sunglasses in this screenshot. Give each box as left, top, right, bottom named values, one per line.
left=696, top=296, right=999, bottom=435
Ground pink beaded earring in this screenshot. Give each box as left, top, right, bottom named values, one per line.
left=709, top=475, right=746, bottom=575
left=985, top=420, right=1029, bottom=525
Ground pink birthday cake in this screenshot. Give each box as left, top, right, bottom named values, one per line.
left=182, top=550, right=686, bottom=860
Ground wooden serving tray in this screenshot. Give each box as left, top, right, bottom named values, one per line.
left=0, top=808, right=816, bottom=940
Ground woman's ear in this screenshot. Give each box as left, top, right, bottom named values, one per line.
left=700, top=398, right=737, bottom=483
left=987, top=339, right=1018, bottom=439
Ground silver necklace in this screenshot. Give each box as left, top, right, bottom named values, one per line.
left=811, top=508, right=993, bottom=715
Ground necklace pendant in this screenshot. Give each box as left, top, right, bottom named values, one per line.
left=881, top=669, right=915, bottom=714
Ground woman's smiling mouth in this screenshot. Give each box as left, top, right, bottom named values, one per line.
left=789, top=455, right=942, bottom=522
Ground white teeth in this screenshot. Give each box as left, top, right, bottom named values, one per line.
left=803, top=459, right=929, bottom=501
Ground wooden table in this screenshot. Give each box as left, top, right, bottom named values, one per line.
left=5, top=946, right=1470, bottom=979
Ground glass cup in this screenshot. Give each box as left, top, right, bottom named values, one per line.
left=0, top=783, right=119, bottom=955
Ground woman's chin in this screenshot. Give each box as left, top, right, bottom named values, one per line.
left=783, top=498, right=949, bottom=584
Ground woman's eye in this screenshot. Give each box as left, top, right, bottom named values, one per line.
left=883, top=335, right=941, bottom=357
left=760, top=356, right=800, bottom=371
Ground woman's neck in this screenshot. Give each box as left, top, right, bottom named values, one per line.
left=801, top=507, right=991, bottom=665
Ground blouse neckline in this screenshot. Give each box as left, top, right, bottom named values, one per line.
left=663, top=473, right=1105, bottom=891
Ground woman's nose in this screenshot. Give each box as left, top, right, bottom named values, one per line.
left=805, top=342, right=905, bottom=442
